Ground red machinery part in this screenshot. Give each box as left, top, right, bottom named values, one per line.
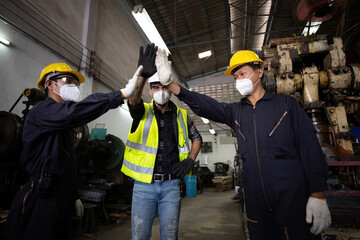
left=296, top=0, right=349, bottom=22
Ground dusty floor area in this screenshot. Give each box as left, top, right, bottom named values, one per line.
left=74, top=187, right=360, bottom=240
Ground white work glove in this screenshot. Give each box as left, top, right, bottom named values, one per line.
left=120, top=65, right=143, bottom=99
left=155, top=49, right=172, bottom=86
left=75, top=199, right=84, bottom=218
left=306, top=197, right=331, bottom=235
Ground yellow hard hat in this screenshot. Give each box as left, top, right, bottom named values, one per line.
left=37, top=63, right=85, bottom=91
left=224, top=50, right=263, bottom=76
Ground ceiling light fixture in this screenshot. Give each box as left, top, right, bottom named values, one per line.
left=198, top=50, right=212, bottom=59
left=132, top=8, right=170, bottom=55
left=301, top=21, right=322, bottom=36
left=209, top=128, right=216, bottom=135
left=133, top=3, right=143, bottom=13
left=201, top=117, right=210, bottom=124
left=0, top=36, right=11, bottom=46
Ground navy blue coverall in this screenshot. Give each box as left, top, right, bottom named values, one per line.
left=176, top=86, right=328, bottom=240
left=5, top=91, right=124, bottom=240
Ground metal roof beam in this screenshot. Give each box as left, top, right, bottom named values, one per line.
left=165, top=24, right=228, bottom=45
left=225, top=0, right=232, bottom=62
left=264, top=0, right=279, bottom=45
left=176, top=0, right=204, bottom=76
left=243, top=0, right=252, bottom=49
left=257, top=0, right=270, bottom=9
left=202, top=0, right=218, bottom=70
left=150, top=0, right=191, bottom=83
left=167, top=26, right=302, bottom=49
left=254, top=19, right=268, bottom=34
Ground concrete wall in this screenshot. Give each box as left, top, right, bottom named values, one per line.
left=197, top=133, right=237, bottom=172
left=25, top=0, right=86, bottom=43
left=95, top=0, right=145, bottom=81
left=0, top=19, right=74, bottom=116
left=0, top=0, right=145, bottom=144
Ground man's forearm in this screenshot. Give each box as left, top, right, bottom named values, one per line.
left=188, top=139, right=202, bottom=160
left=168, top=81, right=181, bottom=95
left=129, top=76, right=147, bottom=106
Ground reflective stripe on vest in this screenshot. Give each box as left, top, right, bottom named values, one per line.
left=126, top=140, right=157, bottom=155
left=122, top=159, right=153, bottom=175
left=178, top=109, right=189, bottom=153
left=125, top=104, right=157, bottom=155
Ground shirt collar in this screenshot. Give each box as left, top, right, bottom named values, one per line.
left=152, top=100, right=175, bottom=113
left=240, top=91, right=274, bottom=104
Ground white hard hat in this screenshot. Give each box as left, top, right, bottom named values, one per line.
left=148, top=72, right=160, bottom=83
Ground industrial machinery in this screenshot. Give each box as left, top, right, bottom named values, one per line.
left=262, top=34, right=360, bottom=220
left=0, top=88, right=45, bottom=210
left=75, top=127, right=132, bottom=234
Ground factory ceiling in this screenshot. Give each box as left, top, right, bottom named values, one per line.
left=127, top=0, right=360, bottom=134
left=128, top=0, right=360, bottom=86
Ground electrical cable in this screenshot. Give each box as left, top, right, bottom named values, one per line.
left=5, top=0, right=91, bottom=65
left=1, top=0, right=131, bottom=91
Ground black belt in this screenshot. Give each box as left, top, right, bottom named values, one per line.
left=153, top=173, right=176, bottom=182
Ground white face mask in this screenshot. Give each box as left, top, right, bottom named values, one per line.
left=153, top=90, right=170, bottom=105
left=53, top=83, right=80, bottom=102
left=235, top=69, right=260, bottom=95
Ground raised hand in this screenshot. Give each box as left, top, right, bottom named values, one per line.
left=138, top=43, right=158, bottom=78
left=155, top=49, right=173, bottom=85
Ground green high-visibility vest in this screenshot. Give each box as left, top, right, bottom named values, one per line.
left=121, top=100, right=190, bottom=183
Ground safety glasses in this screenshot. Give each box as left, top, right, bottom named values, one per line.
left=51, top=75, right=80, bottom=86
left=151, top=85, right=169, bottom=91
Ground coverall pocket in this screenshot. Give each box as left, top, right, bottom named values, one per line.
left=234, top=120, right=247, bottom=160
left=268, top=111, right=297, bottom=156
left=234, top=120, right=246, bottom=141
left=273, top=150, right=298, bottom=161
left=268, top=111, right=288, bottom=137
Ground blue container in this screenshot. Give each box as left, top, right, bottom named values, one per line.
left=184, top=175, right=197, bottom=197
left=90, top=128, right=107, bottom=140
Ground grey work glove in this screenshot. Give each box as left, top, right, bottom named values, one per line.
left=75, top=199, right=84, bottom=218
left=155, top=49, right=173, bottom=86
left=172, top=157, right=194, bottom=179
left=306, top=197, right=331, bottom=235
left=138, top=43, right=158, bottom=78
left=120, top=65, right=143, bottom=99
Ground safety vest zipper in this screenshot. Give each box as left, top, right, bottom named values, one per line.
left=253, top=105, right=272, bottom=212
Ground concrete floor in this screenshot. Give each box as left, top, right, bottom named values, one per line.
left=79, top=188, right=360, bottom=240
left=94, top=188, right=246, bottom=240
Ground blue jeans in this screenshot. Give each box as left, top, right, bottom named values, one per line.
left=131, top=179, right=181, bottom=240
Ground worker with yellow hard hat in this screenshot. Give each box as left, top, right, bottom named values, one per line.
left=37, top=63, right=85, bottom=90
left=155, top=49, right=331, bottom=239
left=4, top=48, right=153, bottom=239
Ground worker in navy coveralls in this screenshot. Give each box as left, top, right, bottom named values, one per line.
left=4, top=61, right=144, bottom=240
left=154, top=48, right=331, bottom=240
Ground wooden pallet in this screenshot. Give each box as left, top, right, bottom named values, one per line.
left=212, top=176, right=233, bottom=192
